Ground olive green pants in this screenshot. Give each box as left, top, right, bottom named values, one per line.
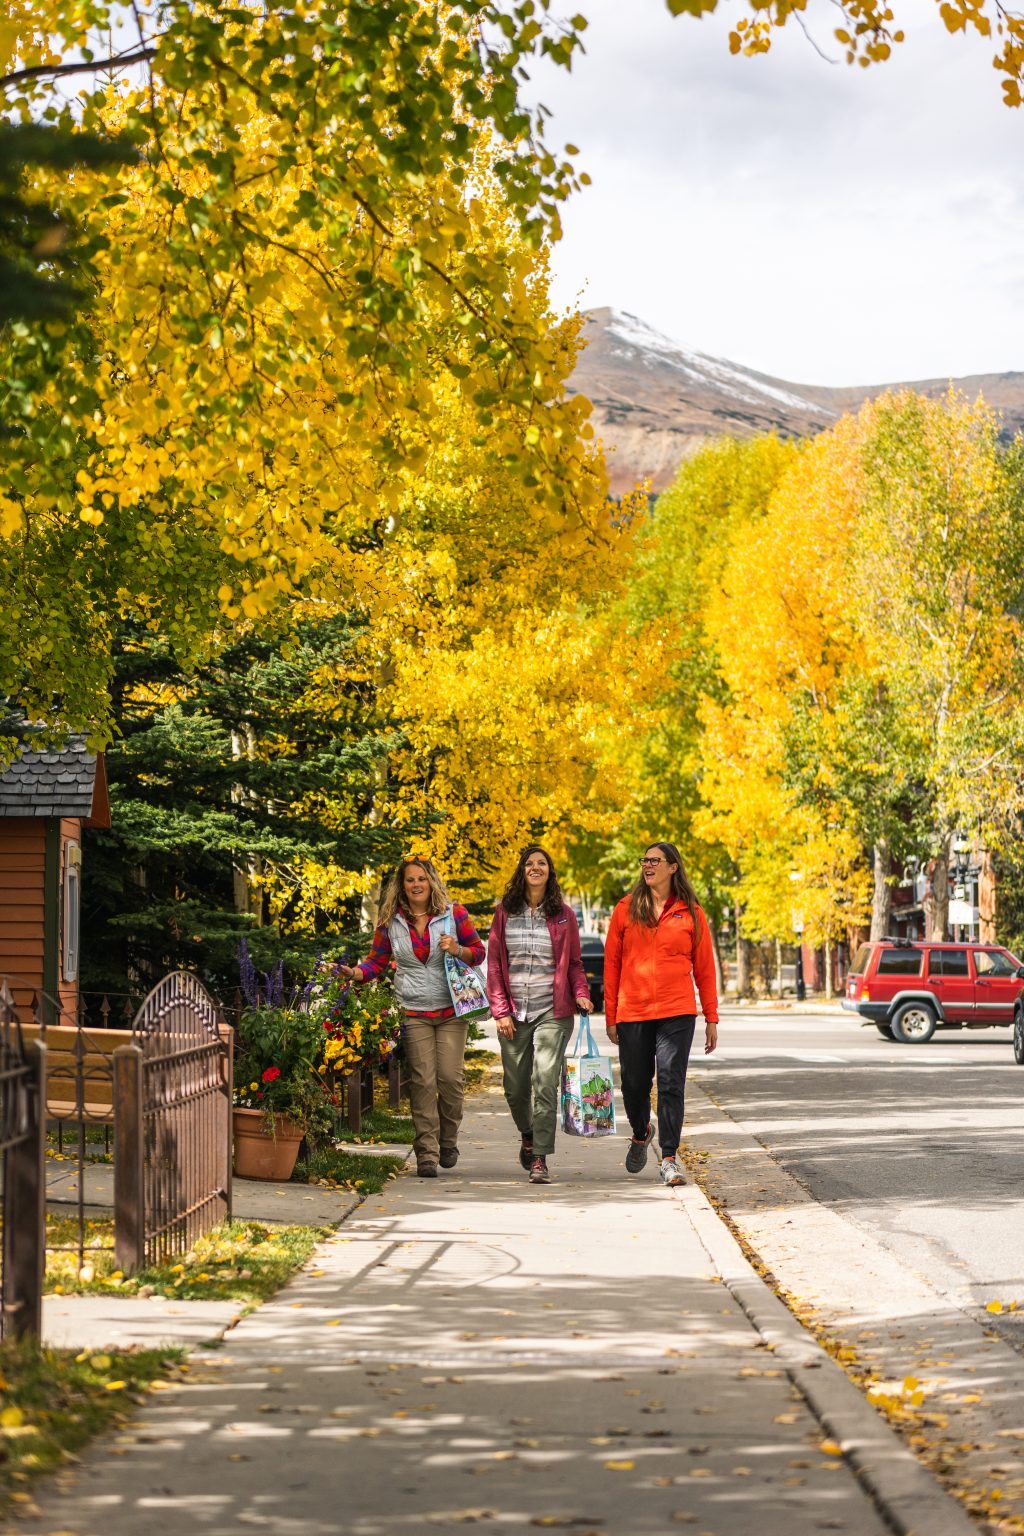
left=499, top=1011, right=574, bottom=1157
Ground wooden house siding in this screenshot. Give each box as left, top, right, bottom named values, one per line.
left=0, top=818, right=46, bottom=1009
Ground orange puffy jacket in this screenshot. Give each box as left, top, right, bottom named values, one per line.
left=604, top=895, right=719, bottom=1029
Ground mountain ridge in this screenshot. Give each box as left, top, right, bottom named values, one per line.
left=571, top=307, right=1024, bottom=493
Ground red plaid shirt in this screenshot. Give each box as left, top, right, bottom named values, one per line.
left=359, top=905, right=484, bottom=1019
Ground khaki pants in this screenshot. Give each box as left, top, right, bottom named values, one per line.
left=403, top=1013, right=469, bottom=1166
left=499, top=1011, right=574, bottom=1157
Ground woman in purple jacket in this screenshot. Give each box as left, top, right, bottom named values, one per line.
left=487, top=845, right=592, bottom=1184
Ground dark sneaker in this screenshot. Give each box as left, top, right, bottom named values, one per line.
left=416, top=1161, right=438, bottom=1178
left=660, top=1156, right=685, bottom=1187
left=519, top=1135, right=534, bottom=1172
left=625, top=1123, right=655, bottom=1174
left=439, top=1146, right=459, bottom=1169
left=529, top=1156, right=551, bottom=1185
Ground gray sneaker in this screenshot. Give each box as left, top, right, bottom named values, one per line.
left=660, top=1156, right=685, bottom=1187
left=625, top=1123, right=655, bottom=1174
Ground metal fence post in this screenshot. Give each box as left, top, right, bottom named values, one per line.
left=3, top=1039, right=46, bottom=1343
left=346, top=1071, right=361, bottom=1134
left=113, top=1043, right=145, bottom=1275
left=222, top=1022, right=234, bottom=1225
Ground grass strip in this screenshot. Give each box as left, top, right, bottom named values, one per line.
left=45, top=1216, right=330, bottom=1306
left=348, top=1106, right=415, bottom=1144
left=0, top=1341, right=183, bottom=1515
left=292, top=1147, right=405, bottom=1194
left=465, top=1046, right=499, bottom=1092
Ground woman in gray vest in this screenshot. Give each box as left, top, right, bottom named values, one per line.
left=339, top=857, right=485, bottom=1177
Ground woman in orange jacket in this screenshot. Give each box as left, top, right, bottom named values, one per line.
left=604, top=840, right=718, bottom=1188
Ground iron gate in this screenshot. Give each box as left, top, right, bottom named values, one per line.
left=115, top=971, right=233, bottom=1272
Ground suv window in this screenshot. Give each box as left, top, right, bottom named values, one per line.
left=929, top=949, right=970, bottom=977
left=850, top=944, right=872, bottom=975
left=974, top=949, right=1018, bottom=977
left=875, top=949, right=923, bottom=976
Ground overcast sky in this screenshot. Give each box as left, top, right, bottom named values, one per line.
left=526, top=0, right=1024, bottom=385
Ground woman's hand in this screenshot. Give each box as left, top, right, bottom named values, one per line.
left=438, top=933, right=460, bottom=956
left=704, top=1020, right=718, bottom=1055
left=606, top=1024, right=618, bottom=1046
left=576, top=997, right=594, bottom=1013
left=496, top=1016, right=516, bottom=1040
left=336, top=963, right=362, bottom=982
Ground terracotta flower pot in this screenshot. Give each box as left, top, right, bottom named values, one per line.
left=232, top=1107, right=305, bottom=1181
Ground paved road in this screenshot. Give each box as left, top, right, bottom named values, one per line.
left=690, top=1006, right=1024, bottom=1324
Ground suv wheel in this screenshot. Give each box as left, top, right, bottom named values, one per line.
left=875, top=1022, right=895, bottom=1040
left=1014, top=1008, right=1024, bottom=1066
left=891, top=1001, right=937, bottom=1045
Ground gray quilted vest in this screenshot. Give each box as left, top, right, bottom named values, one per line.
left=388, top=909, right=453, bottom=1014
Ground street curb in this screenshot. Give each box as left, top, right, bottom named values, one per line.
left=682, top=1186, right=978, bottom=1536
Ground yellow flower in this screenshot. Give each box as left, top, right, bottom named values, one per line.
left=250, top=1081, right=259, bottom=1091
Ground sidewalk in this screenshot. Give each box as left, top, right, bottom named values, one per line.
left=11, top=1074, right=969, bottom=1536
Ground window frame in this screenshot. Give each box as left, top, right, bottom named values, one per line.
left=63, top=851, right=81, bottom=984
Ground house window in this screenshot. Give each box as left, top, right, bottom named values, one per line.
left=63, top=850, right=81, bottom=982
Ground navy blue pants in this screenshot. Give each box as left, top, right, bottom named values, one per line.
left=617, top=1014, right=697, bottom=1157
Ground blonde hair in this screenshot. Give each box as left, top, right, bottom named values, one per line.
left=377, top=857, right=451, bottom=927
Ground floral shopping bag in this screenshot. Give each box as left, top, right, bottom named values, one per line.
left=441, top=909, right=490, bottom=1021
left=561, top=1012, right=616, bottom=1137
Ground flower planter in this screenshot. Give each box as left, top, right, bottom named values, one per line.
left=232, top=1107, right=305, bottom=1181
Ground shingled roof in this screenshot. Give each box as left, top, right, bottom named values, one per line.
left=0, top=737, right=109, bottom=822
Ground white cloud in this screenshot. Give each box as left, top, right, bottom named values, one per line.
left=525, top=0, right=1024, bottom=383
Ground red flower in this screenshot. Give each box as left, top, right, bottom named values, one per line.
left=262, top=1066, right=281, bottom=1083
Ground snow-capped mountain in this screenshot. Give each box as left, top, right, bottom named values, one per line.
left=571, top=307, right=1024, bottom=493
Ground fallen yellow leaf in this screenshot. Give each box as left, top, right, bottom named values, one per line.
left=820, top=1440, right=843, bottom=1457
left=604, top=1460, right=635, bottom=1471
left=986, top=1301, right=1004, bottom=1314
left=0, top=1407, right=24, bottom=1429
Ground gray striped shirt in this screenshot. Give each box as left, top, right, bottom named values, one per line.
left=506, top=906, right=555, bottom=1022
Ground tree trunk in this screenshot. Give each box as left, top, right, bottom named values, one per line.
left=928, top=833, right=953, bottom=941
left=979, top=849, right=997, bottom=943
left=360, top=875, right=382, bottom=934
left=709, top=925, right=725, bottom=994
left=775, top=937, right=783, bottom=997
left=824, top=938, right=833, bottom=1000
left=870, top=842, right=893, bottom=941
left=735, top=929, right=752, bottom=998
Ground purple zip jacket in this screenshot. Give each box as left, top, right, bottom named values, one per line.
left=486, top=902, right=591, bottom=1021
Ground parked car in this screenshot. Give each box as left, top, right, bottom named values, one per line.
left=843, top=939, right=1024, bottom=1044
left=579, top=933, right=605, bottom=1013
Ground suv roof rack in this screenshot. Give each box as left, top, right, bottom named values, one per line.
left=880, top=936, right=918, bottom=947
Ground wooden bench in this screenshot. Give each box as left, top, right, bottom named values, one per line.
left=19, top=1023, right=129, bottom=1123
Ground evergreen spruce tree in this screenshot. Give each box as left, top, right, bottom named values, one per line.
left=81, top=615, right=418, bottom=1000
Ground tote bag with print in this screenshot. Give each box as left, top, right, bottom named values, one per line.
left=441, top=909, right=490, bottom=1021
left=561, top=1011, right=616, bottom=1137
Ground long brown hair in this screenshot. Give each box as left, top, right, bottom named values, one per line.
left=500, top=844, right=565, bottom=919
left=378, top=857, right=450, bottom=926
left=628, top=841, right=703, bottom=940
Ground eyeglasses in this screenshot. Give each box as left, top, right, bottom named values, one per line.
left=639, top=857, right=665, bottom=868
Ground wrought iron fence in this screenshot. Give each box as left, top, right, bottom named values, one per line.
left=0, top=981, right=45, bottom=1342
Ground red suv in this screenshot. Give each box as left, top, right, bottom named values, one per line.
left=843, top=939, right=1024, bottom=1044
